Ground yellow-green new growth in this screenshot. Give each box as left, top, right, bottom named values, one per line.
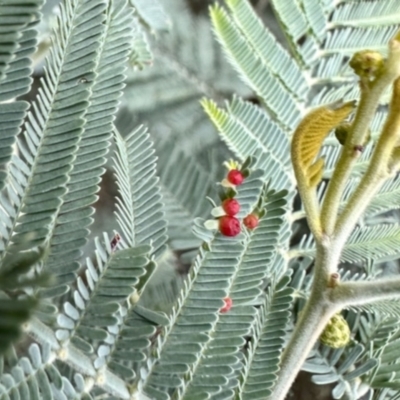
left=290, top=101, right=354, bottom=237
left=291, top=102, right=355, bottom=187
left=349, top=50, right=385, bottom=80
left=200, top=98, right=229, bottom=129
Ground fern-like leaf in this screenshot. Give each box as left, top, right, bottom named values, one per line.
left=123, top=0, right=249, bottom=155
left=269, top=0, right=308, bottom=50
left=35, top=0, right=136, bottom=300
left=358, top=313, right=399, bottom=348
left=130, top=16, right=153, bottom=70
left=302, top=0, right=327, bottom=43
left=210, top=4, right=302, bottom=131
left=0, top=247, right=47, bottom=355
left=0, top=1, right=43, bottom=190
left=356, top=315, right=400, bottom=393
left=55, top=234, right=153, bottom=354
left=239, top=275, right=294, bottom=400
left=224, top=0, right=308, bottom=101
left=372, top=341, right=400, bottom=390
left=51, top=373, right=94, bottom=400
left=140, top=166, right=264, bottom=399
left=0, top=0, right=107, bottom=269
left=202, top=97, right=294, bottom=191
left=364, top=174, right=400, bottom=217
left=157, top=141, right=218, bottom=251
left=114, top=126, right=168, bottom=259
left=0, top=1, right=43, bottom=85
left=349, top=299, right=400, bottom=318
left=95, top=304, right=168, bottom=383
left=304, top=342, right=377, bottom=399
left=131, top=0, right=171, bottom=32
left=292, top=223, right=400, bottom=264
left=0, top=343, right=69, bottom=400
left=332, top=2, right=400, bottom=28
left=342, top=224, right=400, bottom=264
left=304, top=0, right=400, bottom=132
left=175, top=188, right=288, bottom=399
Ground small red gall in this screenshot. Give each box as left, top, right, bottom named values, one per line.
left=219, top=216, right=241, bottom=237
left=353, top=144, right=364, bottom=153
left=243, top=214, right=259, bottom=230
left=222, top=198, right=240, bottom=216
left=227, top=169, right=244, bottom=186
left=110, top=233, right=121, bottom=251
left=220, top=297, right=233, bottom=313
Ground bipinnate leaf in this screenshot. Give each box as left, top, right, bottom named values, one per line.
left=0, top=246, right=47, bottom=355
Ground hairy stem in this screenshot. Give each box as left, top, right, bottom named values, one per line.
left=321, top=34, right=400, bottom=234
left=331, top=278, right=400, bottom=307
left=270, top=243, right=341, bottom=400
left=273, top=32, right=400, bottom=400
left=335, top=78, right=400, bottom=242
left=320, top=74, right=394, bottom=235
left=271, top=245, right=400, bottom=400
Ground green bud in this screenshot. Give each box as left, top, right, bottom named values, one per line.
left=334, top=123, right=371, bottom=147
left=349, top=50, right=385, bottom=80
left=334, top=123, right=351, bottom=146
left=320, top=313, right=350, bottom=348
left=202, top=241, right=211, bottom=252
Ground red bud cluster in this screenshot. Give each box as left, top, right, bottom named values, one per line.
left=227, top=169, right=244, bottom=185
left=219, top=216, right=241, bottom=237
left=216, top=165, right=260, bottom=237
left=222, top=198, right=240, bottom=216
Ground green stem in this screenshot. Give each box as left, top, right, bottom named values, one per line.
left=320, top=74, right=394, bottom=235
left=273, top=33, right=400, bottom=400
left=331, top=278, right=400, bottom=307
left=270, top=243, right=341, bottom=400
left=271, top=247, right=400, bottom=400
left=335, top=78, right=400, bottom=241
left=321, top=36, right=400, bottom=235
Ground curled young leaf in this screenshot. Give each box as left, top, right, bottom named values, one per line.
left=291, top=102, right=355, bottom=188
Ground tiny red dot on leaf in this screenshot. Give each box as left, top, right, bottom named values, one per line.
left=110, top=233, right=121, bottom=251
left=219, top=216, right=241, bottom=237
left=227, top=169, right=244, bottom=185
left=244, top=214, right=259, bottom=230
left=220, top=297, right=233, bottom=313
left=222, top=198, right=240, bottom=216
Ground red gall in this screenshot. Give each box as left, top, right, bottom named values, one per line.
left=227, top=169, right=244, bottom=186
left=243, top=214, right=259, bottom=230
left=221, top=198, right=240, bottom=216
left=220, top=297, right=233, bottom=313
left=219, top=215, right=241, bottom=237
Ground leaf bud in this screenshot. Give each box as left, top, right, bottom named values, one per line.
left=320, top=313, right=350, bottom=348
left=349, top=50, right=385, bottom=80
left=334, top=123, right=351, bottom=146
